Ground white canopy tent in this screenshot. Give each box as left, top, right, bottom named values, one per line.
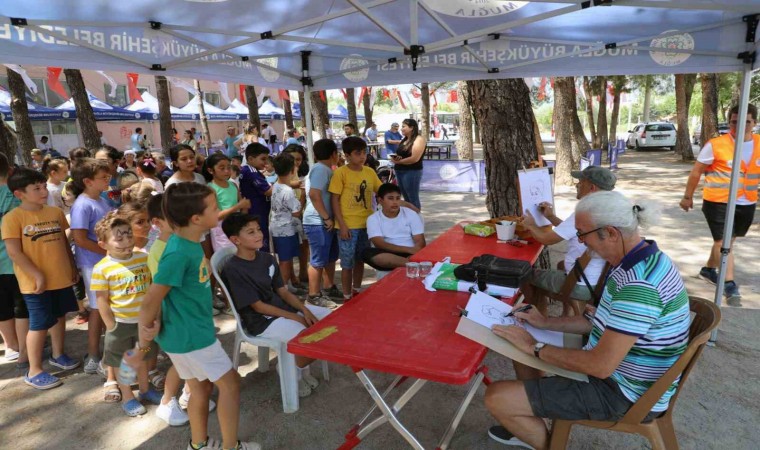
left=0, top=1, right=758, bottom=342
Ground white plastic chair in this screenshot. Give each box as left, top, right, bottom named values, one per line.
left=209, top=246, right=329, bottom=414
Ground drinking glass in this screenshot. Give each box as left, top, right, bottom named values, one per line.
left=405, top=262, right=420, bottom=278
left=419, top=261, right=433, bottom=278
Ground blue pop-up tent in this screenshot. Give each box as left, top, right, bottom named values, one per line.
left=0, top=86, right=69, bottom=121
left=0, top=1, right=758, bottom=321
left=56, top=92, right=145, bottom=121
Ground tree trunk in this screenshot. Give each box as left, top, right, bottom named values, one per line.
left=582, top=76, right=597, bottom=147
left=456, top=81, right=474, bottom=160
left=283, top=96, right=294, bottom=130
left=609, top=89, right=622, bottom=148
left=310, top=91, right=330, bottom=139
left=420, top=83, right=431, bottom=138
left=700, top=74, right=718, bottom=146
left=297, top=90, right=306, bottom=128
left=0, top=121, right=18, bottom=164
left=554, top=77, right=588, bottom=186
left=642, top=75, right=653, bottom=123
left=63, top=69, right=100, bottom=150
left=6, top=68, right=35, bottom=164
left=596, top=76, right=609, bottom=151
left=155, top=76, right=173, bottom=151
left=345, top=87, right=358, bottom=128
left=194, top=80, right=211, bottom=152
left=674, top=74, right=697, bottom=161
left=466, top=79, right=538, bottom=217
left=362, top=88, right=373, bottom=128
left=244, top=86, right=261, bottom=131
left=730, top=73, right=741, bottom=107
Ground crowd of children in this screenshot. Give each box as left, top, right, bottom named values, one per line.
left=0, top=134, right=412, bottom=449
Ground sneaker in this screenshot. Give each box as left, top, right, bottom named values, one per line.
left=234, top=441, right=262, bottom=450
left=212, top=296, right=227, bottom=310
left=83, top=355, right=100, bottom=374
left=321, top=285, right=344, bottom=300
left=302, top=373, right=319, bottom=389
left=307, top=295, right=339, bottom=310
left=488, top=425, right=532, bottom=448
left=48, top=354, right=81, bottom=370
left=178, top=390, right=216, bottom=412
left=724, top=281, right=742, bottom=306
left=698, top=267, right=718, bottom=285
left=186, top=438, right=222, bottom=450
left=288, top=283, right=308, bottom=296
left=4, top=349, right=19, bottom=362
left=298, top=378, right=313, bottom=397
left=156, top=397, right=190, bottom=426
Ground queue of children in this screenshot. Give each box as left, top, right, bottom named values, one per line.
left=0, top=133, right=413, bottom=449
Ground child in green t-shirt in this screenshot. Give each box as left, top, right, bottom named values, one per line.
left=138, top=183, right=259, bottom=450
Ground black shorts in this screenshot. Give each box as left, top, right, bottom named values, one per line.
left=0, top=274, right=28, bottom=321
left=701, top=200, right=756, bottom=241
left=523, top=376, right=661, bottom=422
left=361, top=247, right=411, bottom=271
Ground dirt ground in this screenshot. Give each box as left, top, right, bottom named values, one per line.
left=1, top=147, right=758, bottom=449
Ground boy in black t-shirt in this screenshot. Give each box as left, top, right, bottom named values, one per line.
left=220, top=213, right=331, bottom=397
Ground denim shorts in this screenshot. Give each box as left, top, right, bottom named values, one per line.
left=23, top=287, right=78, bottom=331
left=272, top=234, right=301, bottom=261
left=304, top=225, right=338, bottom=268
left=338, top=228, right=369, bottom=269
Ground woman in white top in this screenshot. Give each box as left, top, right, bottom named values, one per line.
left=180, top=129, right=198, bottom=152
left=234, top=124, right=268, bottom=154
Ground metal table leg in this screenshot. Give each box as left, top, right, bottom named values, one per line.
left=436, top=371, right=485, bottom=450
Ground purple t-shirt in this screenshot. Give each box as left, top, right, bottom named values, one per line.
left=70, top=194, right=112, bottom=268
left=239, top=166, right=271, bottom=222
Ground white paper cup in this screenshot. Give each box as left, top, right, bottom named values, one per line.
left=496, top=221, right=516, bottom=241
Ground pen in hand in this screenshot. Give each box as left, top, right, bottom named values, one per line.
left=503, top=304, right=532, bottom=319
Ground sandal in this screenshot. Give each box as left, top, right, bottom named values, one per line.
left=122, top=398, right=147, bottom=417
left=138, top=388, right=163, bottom=405
left=149, top=369, right=166, bottom=391
left=24, top=371, right=62, bottom=390
left=104, top=381, right=122, bottom=403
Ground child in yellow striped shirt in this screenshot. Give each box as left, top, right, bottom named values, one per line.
left=91, top=211, right=160, bottom=417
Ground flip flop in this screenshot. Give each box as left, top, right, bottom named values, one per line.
left=24, top=371, right=62, bottom=390
left=103, top=381, right=122, bottom=403
left=122, top=398, right=147, bottom=417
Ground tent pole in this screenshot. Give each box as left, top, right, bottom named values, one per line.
left=709, top=63, right=753, bottom=344
left=301, top=51, right=315, bottom=166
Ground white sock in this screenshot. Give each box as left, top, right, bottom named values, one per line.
left=296, top=366, right=306, bottom=380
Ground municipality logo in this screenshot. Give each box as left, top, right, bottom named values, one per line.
left=341, top=55, right=370, bottom=82
left=426, top=0, right=527, bottom=18
left=257, top=57, right=280, bottom=82
left=650, top=31, right=694, bottom=67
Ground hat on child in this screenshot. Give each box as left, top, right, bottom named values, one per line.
left=570, top=166, right=616, bottom=191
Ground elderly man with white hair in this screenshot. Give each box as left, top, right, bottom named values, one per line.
left=484, top=191, right=691, bottom=449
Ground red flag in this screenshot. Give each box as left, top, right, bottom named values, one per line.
left=239, top=85, right=246, bottom=105
left=340, top=89, right=347, bottom=100
left=430, top=89, right=438, bottom=107
left=448, top=89, right=457, bottom=103
left=278, top=89, right=290, bottom=103
left=396, top=89, right=407, bottom=110
left=319, top=90, right=326, bottom=101
left=538, top=77, right=547, bottom=101
left=410, top=87, right=421, bottom=99
left=126, top=73, right=143, bottom=102
left=383, top=88, right=390, bottom=100
left=46, top=67, right=69, bottom=99
left=356, top=87, right=367, bottom=108
left=549, top=77, right=555, bottom=89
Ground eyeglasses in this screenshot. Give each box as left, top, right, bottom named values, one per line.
left=576, top=227, right=603, bottom=240
left=96, top=175, right=112, bottom=181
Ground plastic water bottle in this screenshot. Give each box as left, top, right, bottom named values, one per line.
left=117, top=350, right=137, bottom=385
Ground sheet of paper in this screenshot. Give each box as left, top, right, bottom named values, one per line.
left=465, top=291, right=565, bottom=347
left=518, top=167, right=553, bottom=227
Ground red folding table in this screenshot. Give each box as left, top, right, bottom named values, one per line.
left=288, top=269, right=490, bottom=449
left=410, top=222, right=544, bottom=265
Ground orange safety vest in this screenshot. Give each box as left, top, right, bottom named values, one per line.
left=703, top=133, right=760, bottom=203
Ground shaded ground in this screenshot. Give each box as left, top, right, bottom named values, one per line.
left=1, top=147, right=758, bottom=449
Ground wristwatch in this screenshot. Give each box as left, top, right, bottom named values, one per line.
left=534, top=342, right=546, bottom=359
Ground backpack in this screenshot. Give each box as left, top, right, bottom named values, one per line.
left=453, top=254, right=532, bottom=291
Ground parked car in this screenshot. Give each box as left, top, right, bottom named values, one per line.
left=626, top=122, right=677, bottom=150
left=692, top=122, right=730, bottom=146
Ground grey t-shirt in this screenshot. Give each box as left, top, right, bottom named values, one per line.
left=303, top=162, right=333, bottom=226
left=221, top=252, right=297, bottom=336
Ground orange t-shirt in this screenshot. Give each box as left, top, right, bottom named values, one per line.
left=1, top=205, right=74, bottom=293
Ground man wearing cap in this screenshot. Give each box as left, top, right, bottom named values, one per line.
left=680, top=103, right=758, bottom=306
left=520, top=166, right=617, bottom=310
left=383, top=123, right=403, bottom=160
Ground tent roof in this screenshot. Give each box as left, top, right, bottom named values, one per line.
left=0, top=86, right=69, bottom=121
left=3, top=1, right=756, bottom=89
left=56, top=92, right=145, bottom=121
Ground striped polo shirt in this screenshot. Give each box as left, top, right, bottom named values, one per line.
left=585, top=240, right=690, bottom=412
left=91, top=251, right=152, bottom=323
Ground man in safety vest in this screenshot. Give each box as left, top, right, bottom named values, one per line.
left=681, top=103, right=759, bottom=306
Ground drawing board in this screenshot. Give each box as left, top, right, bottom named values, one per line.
left=518, top=167, right=553, bottom=227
